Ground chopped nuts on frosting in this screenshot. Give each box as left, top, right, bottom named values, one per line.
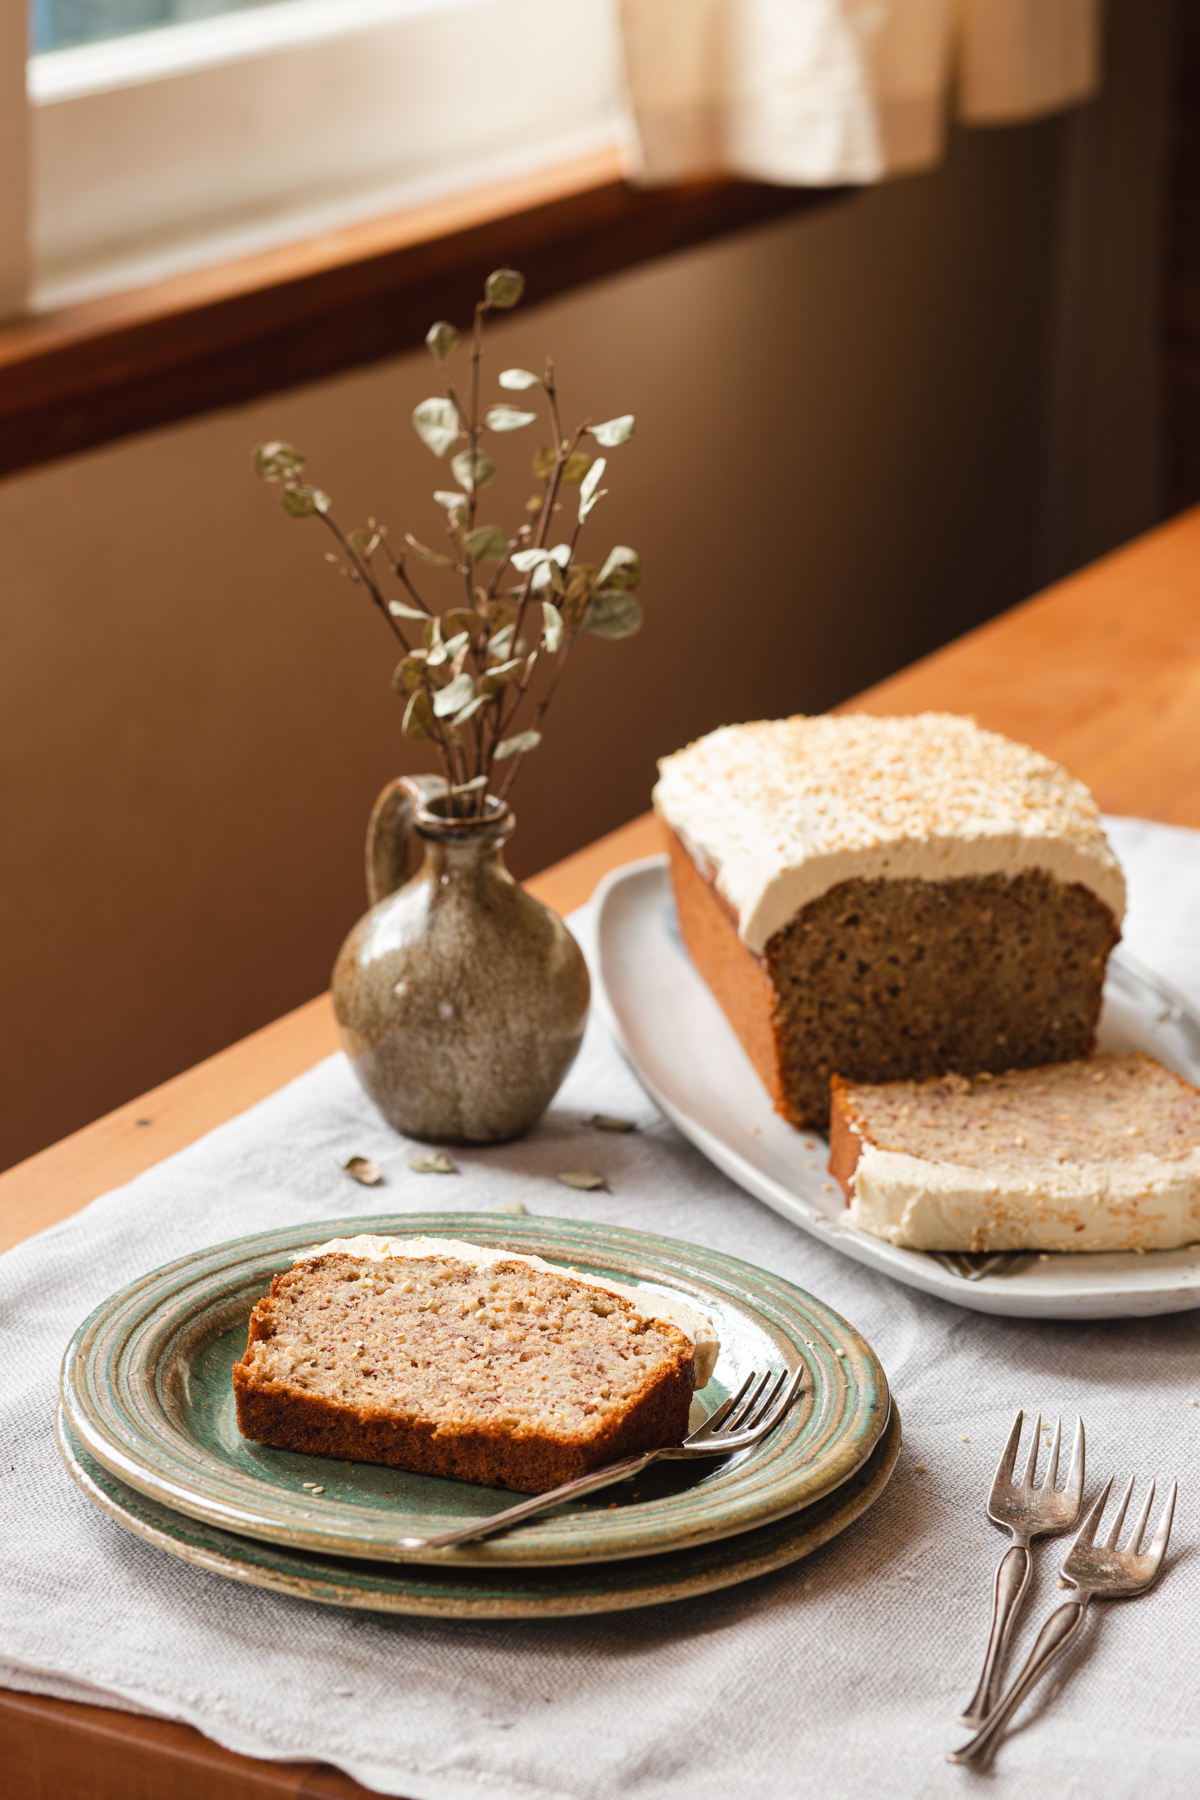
left=653, top=713, right=1125, bottom=953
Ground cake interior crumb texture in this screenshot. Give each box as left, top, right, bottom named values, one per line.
left=234, top=1252, right=696, bottom=1493
left=830, top=1053, right=1200, bottom=1253
left=838, top=1054, right=1200, bottom=1172
left=767, top=867, right=1120, bottom=1127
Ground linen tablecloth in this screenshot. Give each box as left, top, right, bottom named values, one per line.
left=2, top=816, right=1197, bottom=1799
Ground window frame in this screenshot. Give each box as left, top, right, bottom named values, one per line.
left=0, top=0, right=837, bottom=480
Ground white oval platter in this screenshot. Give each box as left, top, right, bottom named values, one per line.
left=587, top=857, right=1200, bottom=1321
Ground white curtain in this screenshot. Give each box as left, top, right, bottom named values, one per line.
left=619, top=0, right=1102, bottom=186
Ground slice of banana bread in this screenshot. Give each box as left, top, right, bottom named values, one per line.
left=829, top=1052, right=1200, bottom=1252
left=233, top=1247, right=697, bottom=1492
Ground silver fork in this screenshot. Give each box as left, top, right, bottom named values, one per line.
left=949, top=1473, right=1178, bottom=1770
left=958, top=1410, right=1085, bottom=1726
left=393, top=1365, right=804, bottom=1552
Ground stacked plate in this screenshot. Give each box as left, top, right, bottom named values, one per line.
left=59, top=1212, right=897, bottom=1618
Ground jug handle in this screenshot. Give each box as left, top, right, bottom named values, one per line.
left=365, top=775, right=445, bottom=905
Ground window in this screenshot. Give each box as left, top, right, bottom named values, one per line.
left=4, top=0, right=626, bottom=314
left=32, top=1, right=290, bottom=55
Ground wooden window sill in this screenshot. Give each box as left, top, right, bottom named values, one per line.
left=0, top=151, right=838, bottom=480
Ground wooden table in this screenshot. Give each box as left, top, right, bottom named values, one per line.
left=6, top=505, right=1200, bottom=1799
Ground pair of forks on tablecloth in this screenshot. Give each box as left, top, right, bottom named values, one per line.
left=947, top=1409, right=1178, bottom=1770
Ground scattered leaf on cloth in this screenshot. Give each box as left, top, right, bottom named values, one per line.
left=342, top=1156, right=383, bottom=1186
left=587, top=1114, right=637, bottom=1133
left=408, top=1151, right=457, bottom=1174
left=489, top=1200, right=529, bottom=1216
left=557, top=1170, right=606, bottom=1191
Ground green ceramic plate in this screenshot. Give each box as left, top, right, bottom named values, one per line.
left=57, top=1405, right=900, bottom=1617
left=59, top=1213, right=890, bottom=1569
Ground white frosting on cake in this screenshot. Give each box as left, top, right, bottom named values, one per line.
left=848, top=1144, right=1200, bottom=1254
left=300, top=1234, right=720, bottom=1387
left=653, top=713, right=1126, bottom=953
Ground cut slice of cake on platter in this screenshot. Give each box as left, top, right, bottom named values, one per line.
left=234, top=1236, right=718, bottom=1493
left=654, top=713, right=1125, bottom=1129
left=829, top=1053, right=1200, bottom=1252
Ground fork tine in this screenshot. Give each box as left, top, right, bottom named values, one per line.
left=743, top=1367, right=788, bottom=1432
left=1040, top=1416, right=1062, bottom=1492
left=1074, top=1475, right=1113, bottom=1548
left=712, top=1375, right=759, bottom=1432
left=1065, top=1417, right=1085, bottom=1507
left=1104, top=1476, right=1136, bottom=1549
left=756, top=1365, right=803, bottom=1431
left=729, top=1371, right=771, bottom=1431
left=994, top=1409, right=1025, bottom=1489
left=1020, top=1414, right=1042, bottom=1489
left=1147, top=1481, right=1177, bottom=1568
left=1127, top=1479, right=1156, bottom=1554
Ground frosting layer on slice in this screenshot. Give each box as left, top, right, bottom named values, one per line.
left=654, top=712, right=1125, bottom=952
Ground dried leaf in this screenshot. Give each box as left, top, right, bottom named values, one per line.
left=425, top=320, right=459, bottom=359
left=402, top=688, right=434, bottom=739
left=486, top=626, right=514, bottom=660
left=494, top=729, right=541, bottom=761
left=391, top=656, right=425, bottom=694
left=531, top=559, right=564, bottom=595
left=389, top=599, right=429, bottom=621
left=480, top=656, right=521, bottom=695
left=541, top=601, right=563, bottom=653
left=576, top=456, right=607, bottom=518
left=510, top=546, right=550, bottom=573
left=452, top=694, right=487, bottom=725
left=451, top=448, right=497, bottom=492
left=433, top=672, right=475, bottom=717
left=450, top=775, right=488, bottom=794
left=499, top=369, right=540, bottom=390
left=587, top=592, right=643, bottom=639
left=281, top=485, right=330, bottom=518
left=591, top=414, right=635, bottom=448
left=531, top=445, right=557, bottom=481
left=463, top=525, right=510, bottom=562
left=587, top=1114, right=637, bottom=1133
left=444, top=608, right=482, bottom=638
left=342, top=1155, right=383, bottom=1186
left=485, top=267, right=525, bottom=308
left=409, top=1151, right=457, bottom=1174
left=412, top=397, right=460, bottom=457
left=560, top=452, right=590, bottom=483
left=254, top=440, right=304, bottom=483
left=442, top=630, right=471, bottom=661
left=405, top=532, right=453, bottom=567
left=557, top=1170, right=606, bottom=1191
left=434, top=488, right=469, bottom=514
left=597, top=545, right=641, bottom=589
left=485, top=405, right=536, bottom=432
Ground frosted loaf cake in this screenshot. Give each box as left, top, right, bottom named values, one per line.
left=653, top=714, right=1125, bottom=1128
left=234, top=1236, right=719, bottom=1493
left=829, top=1054, right=1200, bottom=1252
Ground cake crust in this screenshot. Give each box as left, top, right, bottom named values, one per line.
left=233, top=1251, right=696, bottom=1494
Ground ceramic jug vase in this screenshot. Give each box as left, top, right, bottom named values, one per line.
left=332, top=776, right=590, bottom=1142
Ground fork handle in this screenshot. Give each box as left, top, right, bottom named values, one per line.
left=958, top=1541, right=1032, bottom=1726
left=394, top=1450, right=662, bottom=1552
left=948, top=1597, right=1089, bottom=1769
